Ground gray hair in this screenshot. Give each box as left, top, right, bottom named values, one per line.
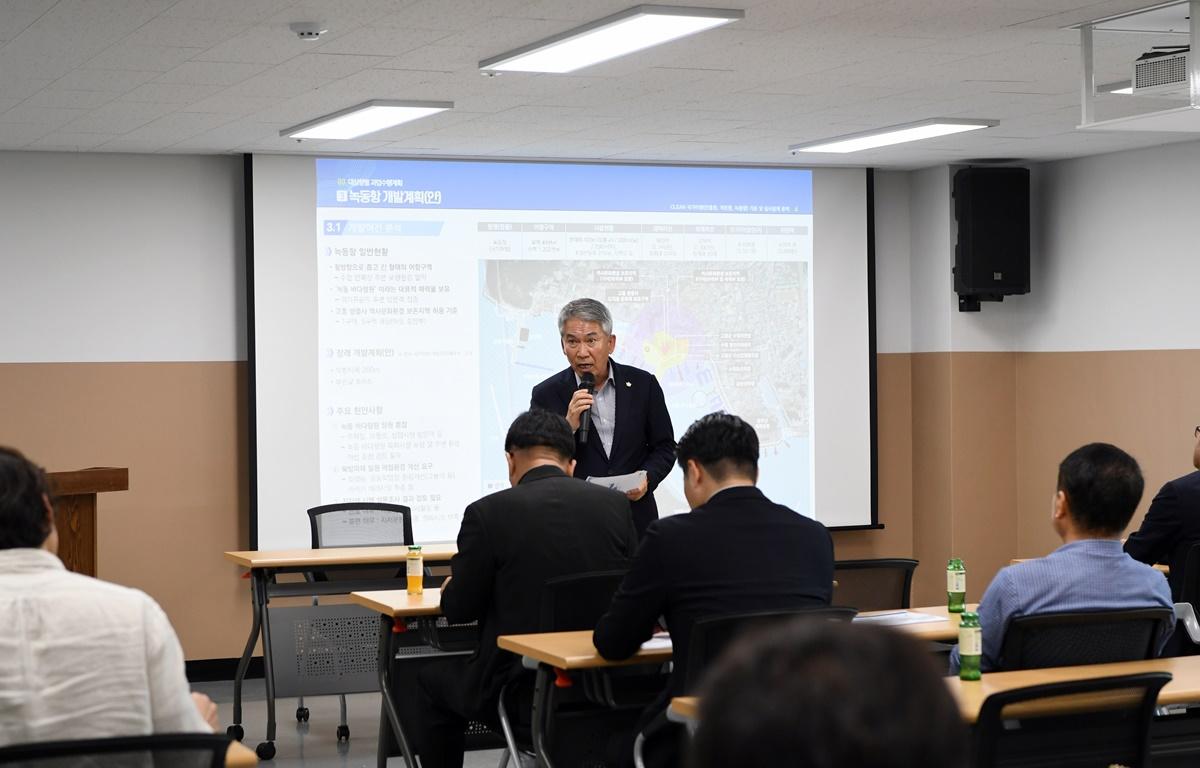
left=557, top=298, right=613, bottom=336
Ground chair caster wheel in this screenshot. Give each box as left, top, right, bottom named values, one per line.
left=226, top=724, right=244, bottom=741
left=295, top=706, right=310, bottom=722
left=336, top=724, right=350, bottom=742
left=256, top=741, right=276, bottom=760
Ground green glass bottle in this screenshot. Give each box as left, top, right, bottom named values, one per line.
left=958, top=611, right=982, bottom=681
left=947, top=558, right=966, bottom=613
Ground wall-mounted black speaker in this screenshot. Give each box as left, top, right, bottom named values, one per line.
left=952, top=167, right=1030, bottom=312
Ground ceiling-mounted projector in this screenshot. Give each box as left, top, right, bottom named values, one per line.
left=1131, top=47, right=1190, bottom=97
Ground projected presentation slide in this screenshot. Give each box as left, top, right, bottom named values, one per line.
left=314, top=158, right=814, bottom=542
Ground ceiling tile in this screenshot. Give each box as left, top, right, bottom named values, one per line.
left=83, top=44, right=205, bottom=72
left=0, top=0, right=167, bottom=81
left=0, top=0, right=1192, bottom=165
left=161, top=0, right=293, bottom=23
left=25, top=131, right=114, bottom=151
left=268, top=53, right=392, bottom=80
left=156, top=61, right=271, bottom=86
left=193, top=28, right=311, bottom=66
left=0, top=122, right=51, bottom=148
left=377, top=44, right=483, bottom=73
left=25, top=89, right=118, bottom=110
left=49, top=69, right=159, bottom=93
left=0, top=78, right=54, bottom=100
left=0, top=105, right=90, bottom=130
left=63, top=100, right=177, bottom=135
left=182, top=92, right=288, bottom=116
left=120, top=82, right=227, bottom=105
left=0, top=11, right=42, bottom=43
left=115, top=111, right=236, bottom=143
left=312, top=24, right=450, bottom=57
left=124, top=17, right=246, bottom=49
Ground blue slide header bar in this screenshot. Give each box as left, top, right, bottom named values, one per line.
left=316, top=158, right=812, bottom=215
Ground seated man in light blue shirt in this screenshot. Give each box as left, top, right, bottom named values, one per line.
left=951, top=442, right=1174, bottom=674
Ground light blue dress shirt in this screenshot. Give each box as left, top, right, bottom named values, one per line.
left=949, top=539, right=1174, bottom=673
left=576, top=366, right=616, bottom=457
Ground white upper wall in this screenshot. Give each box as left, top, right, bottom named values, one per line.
left=1014, top=140, right=1200, bottom=352
left=885, top=138, right=1200, bottom=354
left=907, top=165, right=955, bottom=353
left=873, top=170, right=912, bottom=355
left=0, top=152, right=244, bottom=363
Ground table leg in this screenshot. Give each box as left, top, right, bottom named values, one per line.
left=531, top=665, right=557, bottom=768
left=228, top=570, right=264, bottom=739
left=257, top=570, right=278, bottom=758
left=377, top=615, right=418, bottom=768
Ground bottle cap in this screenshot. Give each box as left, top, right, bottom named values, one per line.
left=408, top=544, right=422, bottom=552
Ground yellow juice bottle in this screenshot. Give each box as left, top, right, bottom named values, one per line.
left=406, top=545, right=423, bottom=595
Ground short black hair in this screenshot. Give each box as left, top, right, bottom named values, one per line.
left=506, top=409, right=576, bottom=462
left=691, top=620, right=967, bottom=768
left=1056, top=442, right=1144, bottom=536
left=0, top=446, right=53, bottom=550
left=675, top=412, right=758, bottom=482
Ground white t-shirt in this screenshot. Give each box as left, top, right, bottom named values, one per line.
left=0, top=548, right=211, bottom=746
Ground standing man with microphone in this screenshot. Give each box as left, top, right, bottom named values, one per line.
left=531, top=298, right=676, bottom=537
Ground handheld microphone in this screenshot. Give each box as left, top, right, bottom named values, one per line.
left=578, top=372, right=595, bottom=444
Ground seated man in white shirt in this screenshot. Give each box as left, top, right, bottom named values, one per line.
left=0, top=446, right=218, bottom=747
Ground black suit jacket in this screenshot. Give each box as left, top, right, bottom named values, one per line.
left=439, top=464, right=637, bottom=712
left=592, top=486, right=834, bottom=716
left=530, top=360, right=676, bottom=536
left=1125, top=470, right=1200, bottom=600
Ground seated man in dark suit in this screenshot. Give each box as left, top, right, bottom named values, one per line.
left=401, top=409, right=638, bottom=768
left=1124, top=425, right=1200, bottom=600
left=593, top=412, right=834, bottom=767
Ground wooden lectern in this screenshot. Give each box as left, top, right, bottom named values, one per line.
left=46, top=467, right=128, bottom=577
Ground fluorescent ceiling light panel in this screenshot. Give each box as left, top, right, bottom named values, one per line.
left=789, top=119, right=998, bottom=154
left=282, top=100, right=453, bottom=140
left=480, top=5, right=744, bottom=73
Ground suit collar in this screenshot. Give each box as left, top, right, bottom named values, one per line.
left=702, top=485, right=767, bottom=507
left=517, top=464, right=569, bottom=485
left=609, top=359, right=628, bottom=458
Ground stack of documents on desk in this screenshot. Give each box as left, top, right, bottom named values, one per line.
left=640, top=631, right=673, bottom=650
left=853, top=611, right=947, bottom=627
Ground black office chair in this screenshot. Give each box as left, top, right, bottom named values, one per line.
left=832, top=558, right=918, bottom=611
left=996, top=608, right=1174, bottom=671
left=301, top=502, right=414, bottom=740
left=633, top=606, right=858, bottom=768
left=972, top=672, right=1171, bottom=768
left=1168, top=543, right=1200, bottom=656
left=307, top=501, right=413, bottom=559
left=685, top=606, right=858, bottom=689
left=498, top=569, right=661, bottom=768
left=0, top=733, right=232, bottom=767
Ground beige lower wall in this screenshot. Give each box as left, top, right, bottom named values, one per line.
left=0, top=362, right=250, bottom=660
left=1014, top=350, right=1200, bottom=559
left=906, top=348, right=1198, bottom=606
left=2, top=349, right=1190, bottom=658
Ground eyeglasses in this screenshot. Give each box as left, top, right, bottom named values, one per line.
left=563, top=335, right=607, bottom=351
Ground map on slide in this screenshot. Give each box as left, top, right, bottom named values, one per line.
left=478, top=258, right=812, bottom=518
